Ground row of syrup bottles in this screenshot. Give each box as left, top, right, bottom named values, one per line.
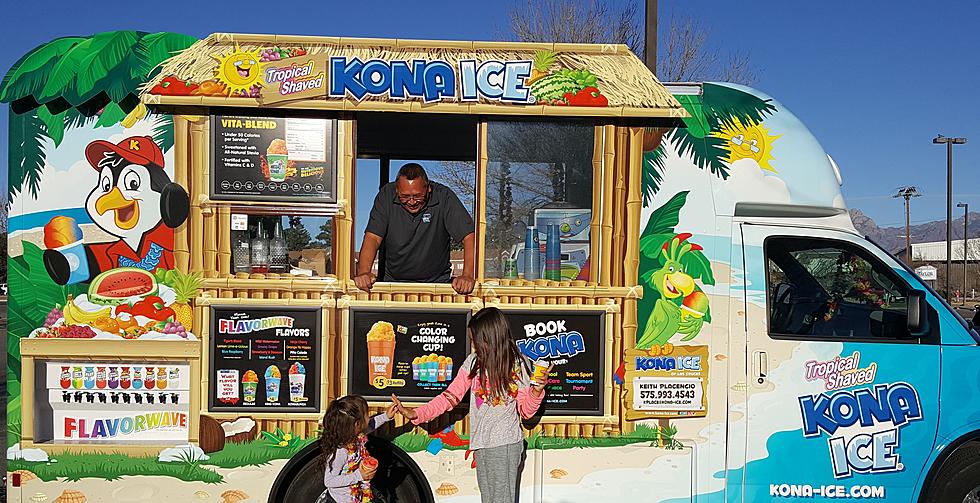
left=59, top=366, right=180, bottom=390
left=234, top=219, right=288, bottom=274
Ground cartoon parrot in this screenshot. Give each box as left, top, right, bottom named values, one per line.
left=43, top=136, right=189, bottom=285
left=615, top=233, right=711, bottom=384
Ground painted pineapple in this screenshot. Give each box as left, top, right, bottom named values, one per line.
left=170, top=269, right=202, bottom=329
left=529, top=50, right=557, bottom=84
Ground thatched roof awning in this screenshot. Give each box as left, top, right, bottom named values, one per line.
left=140, top=33, right=687, bottom=119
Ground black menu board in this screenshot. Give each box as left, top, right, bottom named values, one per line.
left=349, top=308, right=470, bottom=401
left=209, top=306, right=321, bottom=412
left=210, top=115, right=337, bottom=203
left=506, top=310, right=604, bottom=416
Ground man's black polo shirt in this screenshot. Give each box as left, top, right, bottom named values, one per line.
left=365, top=181, right=474, bottom=282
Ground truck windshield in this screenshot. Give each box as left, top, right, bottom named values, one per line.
left=865, top=235, right=980, bottom=343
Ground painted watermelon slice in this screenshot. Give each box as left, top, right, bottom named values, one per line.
left=88, top=267, right=159, bottom=305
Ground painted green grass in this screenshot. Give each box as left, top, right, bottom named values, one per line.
left=7, top=451, right=223, bottom=483
left=204, top=437, right=317, bottom=468
left=393, top=432, right=469, bottom=453
left=529, top=424, right=663, bottom=450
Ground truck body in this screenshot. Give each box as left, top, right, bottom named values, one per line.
left=3, top=31, right=979, bottom=503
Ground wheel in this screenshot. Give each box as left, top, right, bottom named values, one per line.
left=925, top=442, right=980, bottom=503
left=268, top=435, right=433, bottom=503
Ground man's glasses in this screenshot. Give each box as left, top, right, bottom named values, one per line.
left=397, top=194, right=426, bottom=204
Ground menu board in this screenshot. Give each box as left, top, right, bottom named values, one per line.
left=210, top=115, right=337, bottom=203
left=209, top=306, right=321, bottom=413
left=349, top=308, right=470, bottom=401
left=506, top=311, right=604, bottom=416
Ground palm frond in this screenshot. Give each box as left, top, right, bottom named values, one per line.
left=671, top=129, right=730, bottom=180
left=7, top=109, right=47, bottom=202
left=701, top=83, right=777, bottom=129
left=0, top=37, right=84, bottom=103
left=151, top=114, right=175, bottom=152
left=641, top=147, right=666, bottom=205
left=132, top=32, right=198, bottom=79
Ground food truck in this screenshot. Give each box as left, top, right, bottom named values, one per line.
left=5, top=30, right=980, bottom=503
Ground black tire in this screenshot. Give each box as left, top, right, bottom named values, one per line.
left=925, top=442, right=980, bottom=502
left=268, top=436, right=433, bottom=503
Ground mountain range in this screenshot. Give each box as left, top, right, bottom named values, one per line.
left=849, top=209, right=980, bottom=252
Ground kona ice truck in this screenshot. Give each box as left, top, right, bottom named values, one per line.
left=4, top=30, right=980, bottom=503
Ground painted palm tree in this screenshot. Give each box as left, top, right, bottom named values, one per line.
left=640, top=83, right=778, bottom=205
left=1, top=31, right=197, bottom=203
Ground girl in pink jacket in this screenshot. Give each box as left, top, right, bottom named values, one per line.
left=393, top=307, right=549, bottom=503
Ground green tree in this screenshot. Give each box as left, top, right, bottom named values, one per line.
left=284, top=217, right=312, bottom=251
left=315, top=220, right=333, bottom=247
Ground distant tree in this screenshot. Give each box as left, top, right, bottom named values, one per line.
left=315, top=220, right=333, bottom=247
left=283, top=216, right=312, bottom=251
left=506, top=0, right=758, bottom=84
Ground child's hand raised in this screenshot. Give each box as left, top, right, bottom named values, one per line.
left=390, top=394, right=418, bottom=420
left=531, top=363, right=554, bottom=396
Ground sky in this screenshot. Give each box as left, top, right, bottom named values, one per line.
left=2, top=0, right=979, bottom=230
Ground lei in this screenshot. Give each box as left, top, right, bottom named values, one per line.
left=344, top=433, right=374, bottom=503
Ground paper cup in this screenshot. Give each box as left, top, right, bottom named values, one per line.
left=532, top=359, right=550, bottom=383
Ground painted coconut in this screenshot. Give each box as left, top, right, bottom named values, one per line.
left=681, top=291, right=709, bottom=318
left=87, top=267, right=158, bottom=305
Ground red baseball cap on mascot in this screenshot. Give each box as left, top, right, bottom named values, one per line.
left=85, top=136, right=165, bottom=169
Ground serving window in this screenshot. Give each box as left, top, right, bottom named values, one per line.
left=484, top=120, right=596, bottom=282
left=229, top=213, right=333, bottom=277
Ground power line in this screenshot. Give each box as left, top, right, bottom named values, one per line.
left=893, top=186, right=922, bottom=264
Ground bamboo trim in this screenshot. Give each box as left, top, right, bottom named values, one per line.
left=590, top=125, right=603, bottom=286
left=612, top=127, right=629, bottom=286
left=203, top=198, right=218, bottom=278
left=198, top=297, right=336, bottom=308
left=217, top=206, right=231, bottom=277
left=475, top=121, right=489, bottom=281
left=625, top=128, right=644, bottom=288
left=173, top=116, right=191, bottom=271
left=189, top=119, right=208, bottom=273
left=335, top=118, right=355, bottom=283
left=599, top=125, right=616, bottom=287
left=484, top=301, right=618, bottom=314
left=20, top=339, right=202, bottom=358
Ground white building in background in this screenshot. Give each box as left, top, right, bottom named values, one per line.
left=911, top=238, right=980, bottom=261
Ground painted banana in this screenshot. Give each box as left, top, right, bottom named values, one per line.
left=63, top=297, right=111, bottom=325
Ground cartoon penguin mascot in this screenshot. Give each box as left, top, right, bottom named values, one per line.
left=44, top=136, right=189, bottom=285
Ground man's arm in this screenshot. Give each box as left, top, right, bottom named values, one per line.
left=355, top=232, right=383, bottom=291
left=452, top=232, right=476, bottom=295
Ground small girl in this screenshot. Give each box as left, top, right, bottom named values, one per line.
left=392, top=307, right=549, bottom=503
left=318, top=395, right=395, bottom=503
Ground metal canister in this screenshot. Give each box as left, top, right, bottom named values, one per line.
left=523, top=226, right=540, bottom=280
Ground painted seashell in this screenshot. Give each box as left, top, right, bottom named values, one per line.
left=53, top=489, right=86, bottom=503
left=714, top=354, right=727, bottom=361
left=194, top=490, right=211, bottom=499
left=436, top=482, right=459, bottom=496
left=14, top=469, right=39, bottom=482
left=221, top=489, right=250, bottom=502
left=549, top=468, right=568, bottom=479
left=31, top=493, right=48, bottom=502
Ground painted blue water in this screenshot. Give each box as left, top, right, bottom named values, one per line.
left=10, top=207, right=91, bottom=232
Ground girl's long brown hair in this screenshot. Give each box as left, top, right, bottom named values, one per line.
left=319, top=395, right=368, bottom=471
left=468, top=307, right=530, bottom=401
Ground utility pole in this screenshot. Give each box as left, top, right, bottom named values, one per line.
left=934, top=134, right=967, bottom=299
left=644, top=0, right=658, bottom=73
left=959, top=202, right=969, bottom=298
left=893, top=186, right=922, bottom=265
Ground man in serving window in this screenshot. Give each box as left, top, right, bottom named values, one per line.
left=355, top=163, right=476, bottom=294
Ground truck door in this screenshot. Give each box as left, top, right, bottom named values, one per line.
left=737, top=223, right=939, bottom=501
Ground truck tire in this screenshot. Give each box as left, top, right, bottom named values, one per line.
left=268, top=436, right=433, bottom=503
left=924, top=442, right=980, bottom=503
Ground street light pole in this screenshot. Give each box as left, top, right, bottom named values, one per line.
left=893, top=186, right=921, bottom=265
left=959, top=202, right=969, bottom=299
left=934, top=134, right=967, bottom=299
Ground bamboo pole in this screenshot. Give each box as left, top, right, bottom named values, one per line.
left=203, top=206, right=217, bottom=278
left=217, top=206, right=231, bottom=277
left=612, top=127, right=629, bottom=286
left=476, top=121, right=489, bottom=281
left=173, top=116, right=191, bottom=271
left=335, top=118, right=355, bottom=283
left=625, top=127, right=644, bottom=288
left=590, top=126, right=603, bottom=286
left=188, top=119, right=208, bottom=274
left=600, top=125, right=616, bottom=287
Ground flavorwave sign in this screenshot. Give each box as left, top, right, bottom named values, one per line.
left=58, top=411, right=189, bottom=442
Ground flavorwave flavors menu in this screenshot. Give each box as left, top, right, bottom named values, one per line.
left=210, top=115, right=337, bottom=203
left=349, top=308, right=470, bottom=401
left=507, top=311, right=605, bottom=416
left=209, top=306, right=321, bottom=412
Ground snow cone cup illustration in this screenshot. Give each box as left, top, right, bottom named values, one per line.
left=366, top=321, right=396, bottom=387
left=267, top=138, right=288, bottom=182
left=43, top=216, right=89, bottom=284
left=412, top=357, right=422, bottom=381
left=446, top=357, right=453, bottom=379
left=265, top=365, right=282, bottom=402
left=289, top=362, right=307, bottom=402
left=437, top=356, right=447, bottom=382
left=243, top=369, right=258, bottom=404
left=427, top=354, right=439, bottom=382
left=681, top=291, right=709, bottom=320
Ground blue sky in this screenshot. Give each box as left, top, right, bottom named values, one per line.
left=2, top=0, right=978, bottom=228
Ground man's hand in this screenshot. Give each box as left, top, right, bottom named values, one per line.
left=452, top=274, right=476, bottom=295
left=354, top=272, right=377, bottom=292
left=391, top=394, right=418, bottom=420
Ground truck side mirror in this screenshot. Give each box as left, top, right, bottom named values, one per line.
left=907, top=290, right=928, bottom=335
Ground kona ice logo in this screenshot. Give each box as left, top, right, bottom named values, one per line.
left=329, top=57, right=533, bottom=103
left=798, top=382, right=922, bottom=478
left=517, top=320, right=585, bottom=360
left=805, top=351, right=877, bottom=391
